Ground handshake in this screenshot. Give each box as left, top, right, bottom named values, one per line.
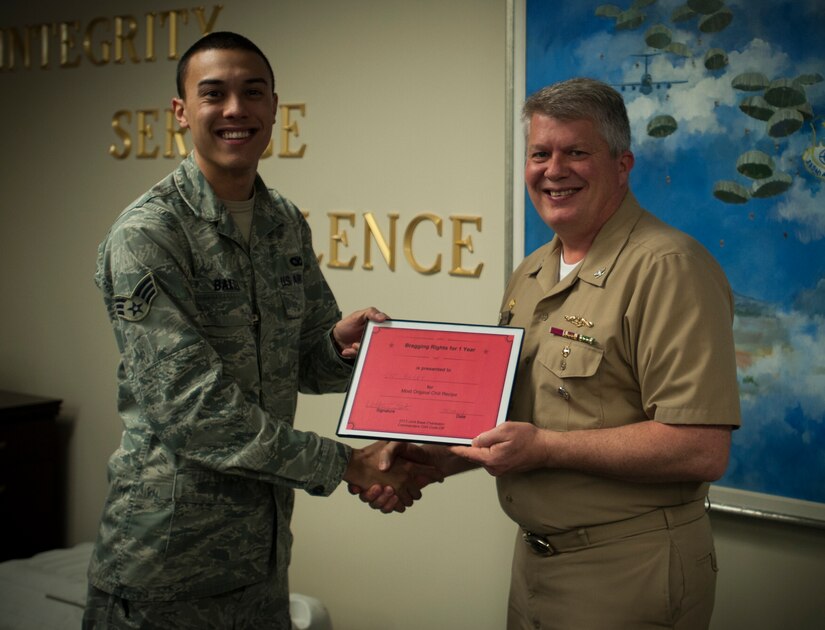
left=342, top=421, right=550, bottom=512
left=343, top=441, right=454, bottom=514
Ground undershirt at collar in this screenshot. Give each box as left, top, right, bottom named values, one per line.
left=222, top=194, right=255, bottom=244
left=559, top=252, right=582, bottom=281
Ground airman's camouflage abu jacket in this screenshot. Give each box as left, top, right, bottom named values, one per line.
left=89, top=154, right=353, bottom=601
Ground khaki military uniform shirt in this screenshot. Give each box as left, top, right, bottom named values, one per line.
left=497, top=192, right=740, bottom=534
left=89, top=154, right=353, bottom=600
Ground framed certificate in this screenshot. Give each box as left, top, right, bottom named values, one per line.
left=337, top=319, right=524, bottom=445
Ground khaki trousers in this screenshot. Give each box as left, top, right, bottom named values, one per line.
left=507, top=508, right=718, bottom=630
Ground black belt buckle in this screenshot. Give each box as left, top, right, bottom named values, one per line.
left=523, top=531, right=555, bottom=556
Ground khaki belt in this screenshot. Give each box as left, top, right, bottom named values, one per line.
left=522, top=499, right=708, bottom=556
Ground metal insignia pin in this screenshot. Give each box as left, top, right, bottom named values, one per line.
left=564, top=315, right=594, bottom=328
left=593, top=267, right=606, bottom=278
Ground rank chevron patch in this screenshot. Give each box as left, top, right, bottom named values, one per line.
left=114, top=272, right=158, bottom=322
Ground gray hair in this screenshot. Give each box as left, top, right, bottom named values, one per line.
left=522, top=78, right=631, bottom=157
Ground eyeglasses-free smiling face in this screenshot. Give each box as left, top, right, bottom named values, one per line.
left=524, top=114, right=634, bottom=259
left=173, top=47, right=278, bottom=199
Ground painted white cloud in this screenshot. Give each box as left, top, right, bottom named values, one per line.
left=571, top=0, right=823, bottom=210
left=630, top=38, right=794, bottom=150
left=574, top=8, right=809, bottom=152
left=774, top=179, right=825, bottom=243
left=737, top=307, right=825, bottom=439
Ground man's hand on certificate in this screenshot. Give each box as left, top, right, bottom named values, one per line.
left=450, top=422, right=548, bottom=476
left=344, top=441, right=443, bottom=513
left=332, top=307, right=388, bottom=359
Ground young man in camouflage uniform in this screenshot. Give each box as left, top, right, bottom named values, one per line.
left=83, top=32, right=437, bottom=629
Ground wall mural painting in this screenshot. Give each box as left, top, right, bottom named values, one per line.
left=524, top=0, right=825, bottom=519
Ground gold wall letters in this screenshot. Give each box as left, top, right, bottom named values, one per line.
left=0, top=6, right=223, bottom=70
left=2, top=7, right=485, bottom=279
left=311, top=211, right=483, bottom=277
left=109, top=104, right=305, bottom=160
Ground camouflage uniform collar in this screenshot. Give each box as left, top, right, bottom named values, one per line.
left=174, top=153, right=276, bottom=224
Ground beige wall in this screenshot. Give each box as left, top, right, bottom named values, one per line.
left=0, top=1, right=822, bottom=628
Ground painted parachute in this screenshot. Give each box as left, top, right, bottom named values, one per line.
left=731, top=72, right=769, bottom=92
left=751, top=172, right=793, bottom=198
left=647, top=115, right=678, bottom=138
left=644, top=24, right=672, bottom=49
left=739, top=96, right=775, bottom=122
left=736, top=151, right=774, bottom=180
left=698, top=8, right=733, bottom=33
left=704, top=48, right=729, bottom=71
left=713, top=181, right=750, bottom=204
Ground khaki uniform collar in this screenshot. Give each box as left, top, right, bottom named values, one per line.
left=524, top=191, right=644, bottom=295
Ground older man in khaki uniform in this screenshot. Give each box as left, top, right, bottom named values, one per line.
left=359, top=78, right=740, bottom=630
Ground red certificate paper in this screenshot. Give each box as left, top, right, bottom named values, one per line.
left=337, top=320, right=524, bottom=445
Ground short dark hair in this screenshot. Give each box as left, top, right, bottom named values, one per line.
left=176, top=31, right=276, bottom=98
left=522, top=78, right=631, bottom=157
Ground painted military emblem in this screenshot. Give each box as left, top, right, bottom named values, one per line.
left=802, top=130, right=825, bottom=180
left=114, top=272, right=158, bottom=322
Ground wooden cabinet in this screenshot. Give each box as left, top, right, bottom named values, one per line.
left=0, top=390, right=66, bottom=560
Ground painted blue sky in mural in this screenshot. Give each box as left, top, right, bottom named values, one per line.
left=524, top=0, right=825, bottom=503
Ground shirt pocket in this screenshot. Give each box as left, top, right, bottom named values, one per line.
left=536, top=335, right=605, bottom=430
left=195, top=293, right=258, bottom=382
left=278, top=280, right=305, bottom=320
left=196, top=292, right=255, bottom=336
left=273, top=262, right=306, bottom=321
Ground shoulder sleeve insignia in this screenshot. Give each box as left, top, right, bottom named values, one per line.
left=114, top=272, right=158, bottom=322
